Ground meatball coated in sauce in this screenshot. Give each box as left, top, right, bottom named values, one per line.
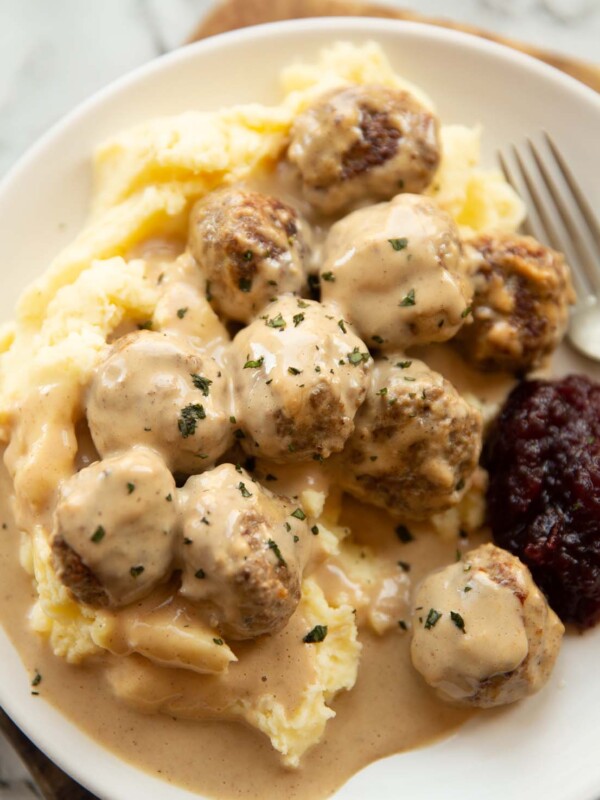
left=87, top=331, right=232, bottom=475
left=287, top=85, right=440, bottom=215
left=51, top=447, right=178, bottom=608
left=188, top=188, right=310, bottom=323
left=228, top=295, right=371, bottom=463
left=411, top=544, right=564, bottom=708
left=456, top=234, right=575, bottom=374
left=178, top=464, right=310, bottom=640
left=321, top=194, right=472, bottom=351
left=338, top=358, right=482, bottom=519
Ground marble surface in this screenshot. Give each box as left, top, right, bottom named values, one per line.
left=0, top=0, right=599, bottom=796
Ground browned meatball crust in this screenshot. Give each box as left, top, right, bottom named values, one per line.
left=188, top=188, right=310, bottom=322
left=456, top=234, right=575, bottom=374
left=338, top=358, right=482, bottom=519
left=287, top=85, right=440, bottom=215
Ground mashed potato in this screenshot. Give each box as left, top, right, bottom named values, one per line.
left=0, top=42, right=524, bottom=766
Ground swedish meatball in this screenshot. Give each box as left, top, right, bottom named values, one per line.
left=87, top=331, right=232, bottom=475
left=411, top=544, right=564, bottom=708
left=321, top=194, right=472, bottom=350
left=51, top=447, right=178, bottom=607
left=338, top=358, right=482, bottom=519
left=178, top=464, right=310, bottom=639
left=188, top=188, right=310, bottom=323
left=456, top=234, right=575, bottom=374
left=287, top=85, right=440, bottom=215
left=228, top=296, right=371, bottom=462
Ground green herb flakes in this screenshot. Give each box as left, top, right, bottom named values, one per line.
left=396, top=360, right=412, bottom=369
left=388, top=238, right=409, bottom=251
left=347, top=347, right=370, bottom=366
left=244, top=356, right=264, bottom=369
left=178, top=404, right=206, bottom=438
left=321, top=271, right=335, bottom=282
left=450, top=611, right=466, bottom=633
left=191, top=374, right=213, bottom=396
left=91, top=526, right=105, bottom=544
left=267, top=313, right=286, bottom=329
left=291, top=508, right=306, bottom=521
left=127, top=482, right=135, bottom=495
left=395, top=524, right=414, bottom=543
left=176, top=307, right=188, bottom=319
left=424, top=608, right=442, bottom=630
left=293, top=313, right=305, bottom=327
left=399, top=288, right=416, bottom=307
left=130, top=565, right=145, bottom=578
left=267, top=539, right=287, bottom=567
left=303, top=625, right=328, bottom=644
left=238, top=482, right=252, bottom=498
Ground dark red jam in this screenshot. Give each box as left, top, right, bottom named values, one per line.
left=484, top=374, right=600, bottom=627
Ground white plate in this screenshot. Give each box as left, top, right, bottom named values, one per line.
left=0, top=17, right=599, bottom=800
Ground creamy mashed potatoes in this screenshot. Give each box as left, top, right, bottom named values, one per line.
left=0, top=43, right=525, bottom=767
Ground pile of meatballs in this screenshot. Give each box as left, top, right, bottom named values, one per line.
left=51, top=84, right=575, bottom=709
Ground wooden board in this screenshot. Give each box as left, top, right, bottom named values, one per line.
left=190, top=0, right=600, bottom=93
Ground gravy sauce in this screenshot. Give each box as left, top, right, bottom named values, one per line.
left=0, top=460, right=474, bottom=800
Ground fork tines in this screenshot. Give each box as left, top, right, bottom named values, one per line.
left=498, top=132, right=600, bottom=300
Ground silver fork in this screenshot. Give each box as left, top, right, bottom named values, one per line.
left=498, top=132, right=600, bottom=362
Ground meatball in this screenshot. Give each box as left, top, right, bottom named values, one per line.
left=178, top=464, right=310, bottom=639
left=456, top=234, right=575, bottom=374
left=228, top=295, right=371, bottom=462
left=411, top=544, right=564, bottom=708
left=188, top=188, right=310, bottom=323
left=51, top=447, right=178, bottom=607
left=338, top=358, right=482, bottom=519
left=320, top=194, right=472, bottom=350
left=87, top=330, right=232, bottom=475
left=485, top=375, right=600, bottom=627
left=287, top=84, right=440, bottom=215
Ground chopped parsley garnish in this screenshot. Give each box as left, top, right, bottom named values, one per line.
left=267, top=539, right=287, bottom=567
left=265, top=473, right=277, bottom=481
left=267, top=313, right=286, bottom=329
left=293, top=535, right=300, bottom=543
left=205, top=281, right=213, bottom=301
left=461, top=305, right=473, bottom=318
left=176, top=307, right=188, bottom=319
left=372, top=335, right=384, bottom=344
left=165, top=494, right=173, bottom=502
left=321, top=271, right=335, bottom=282
left=291, top=508, right=306, bottom=520
left=293, top=313, right=305, bottom=327
left=284, top=522, right=291, bottom=532
left=398, top=620, right=408, bottom=631
left=376, top=387, right=388, bottom=397
left=397, top=561, right=411, bottom=572
left=396, top=360, right=412, bottom=369
left=178, top=404, right=206, bottom=438
left=31, top=672, right=42, bottom=687
left=424, top=608, right=442, bottom=630
left=244, top=356, right=264, bottom=369
left=91, top=526, right=105, bottom=544
left=303, top=625, right=328, bottom=644
left=130, top=565, right=145, bottom=578
left=239, top=277, right=253, bottom=292
left=238, top=482, right=252, bottom=498
left=311, top=525, right=319, bottom=536
left=183, top=537, right=193, bottom=545
left=395, top=524, right=414, bottom=543
left=213, top=638, right=224, bottom=646
left=201, top=517, right=210, bottom=526
left=127, top=483, right=135, bottom=495
left=388, top=237, right=409, bottom=251
left=464, top=585, right=472, bottom=593
left=195, top=569, right=206, bottom=579
left=338, top=319, right=347, bottom=334
left=347, top=347, right=370, bottom=366
left=455, top=478, right=466, bottom=491
left=234, top=428, right=246, bottom=440
left=399, top=288, right=416, bottom=307
left=450, top=611, right=466, bottom=633
left=288, top=366, right=302, bottom=376
left=243, top=250, right=253, bottom=261
left=403, top=376, right=416, bottom=382
left=137, top=320, right=153, bottom=330
left=297, top=299, right=309, bottom=308
left=191, top=374, right=213, bottom=396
